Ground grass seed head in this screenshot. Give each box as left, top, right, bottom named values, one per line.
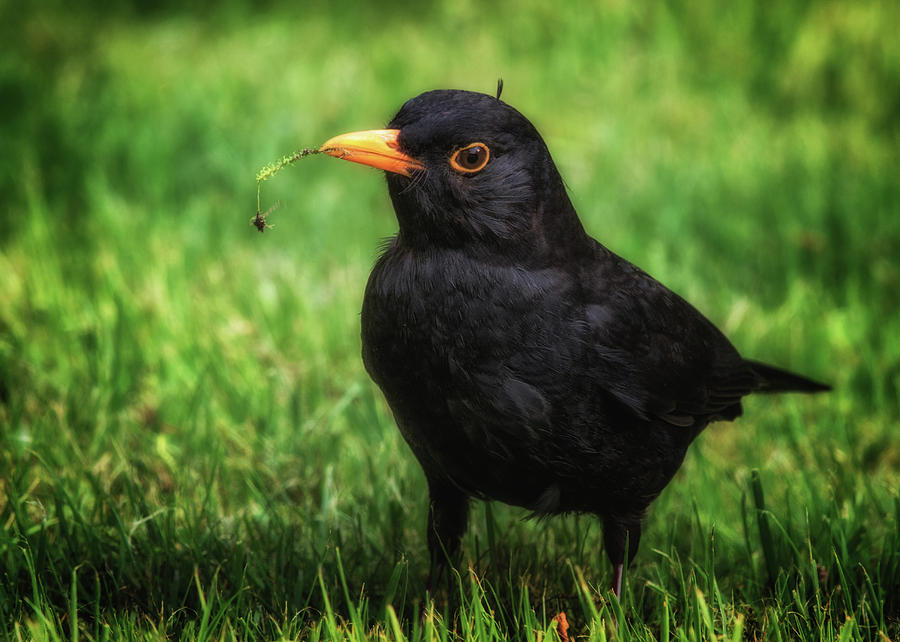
left=253, top=147, right=322, bottom=232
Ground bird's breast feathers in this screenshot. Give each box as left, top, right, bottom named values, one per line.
left=363, top=245, right=576, bottom=361
left=361, top=245, right=582, bottom=410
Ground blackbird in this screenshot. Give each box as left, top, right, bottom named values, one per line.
left=318, top=89, right=829, bottom=597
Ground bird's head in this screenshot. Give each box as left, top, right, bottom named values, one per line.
left=320, top=89, right=587, bottom=261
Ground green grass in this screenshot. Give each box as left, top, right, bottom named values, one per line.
left=1, top=1, right=898, bottom=639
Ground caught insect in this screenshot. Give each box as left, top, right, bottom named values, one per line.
left=251, top=201, right=280, bottom=233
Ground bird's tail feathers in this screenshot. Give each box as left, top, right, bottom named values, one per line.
left=747, top=360, right=831, bottom=393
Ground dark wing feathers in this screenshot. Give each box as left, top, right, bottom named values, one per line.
left=583, top=246, right=757, bottom=426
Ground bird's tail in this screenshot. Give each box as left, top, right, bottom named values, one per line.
left=747, top=360, right=831, bottom=394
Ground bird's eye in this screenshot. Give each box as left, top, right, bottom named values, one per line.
left=450, top=143, right=490, bottom=174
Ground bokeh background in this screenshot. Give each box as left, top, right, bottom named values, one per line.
left=1, top=1, right=898, bottom=639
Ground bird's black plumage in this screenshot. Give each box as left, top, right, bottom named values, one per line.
left=327, top=89, right=829, bottom=595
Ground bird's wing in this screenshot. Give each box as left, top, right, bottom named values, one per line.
left=582, top=247, right=757, bottom=426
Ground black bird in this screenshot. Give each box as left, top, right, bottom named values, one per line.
left=318, top=89, right=829, bottom=597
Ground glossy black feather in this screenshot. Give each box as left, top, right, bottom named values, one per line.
left=354, top=89, right=829, bottom=589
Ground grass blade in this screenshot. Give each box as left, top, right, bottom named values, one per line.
left=751, top=469, right=778, bottom=587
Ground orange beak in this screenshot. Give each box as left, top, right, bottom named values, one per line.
left=319, top=129, right=424, bottom=176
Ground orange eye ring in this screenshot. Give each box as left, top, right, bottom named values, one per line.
left=450, top=143, right=490, bottom=173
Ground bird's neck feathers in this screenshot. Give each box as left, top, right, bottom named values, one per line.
left=387, top=163, right=590, bottom=266
left=533, top=162, right=592, bottom=262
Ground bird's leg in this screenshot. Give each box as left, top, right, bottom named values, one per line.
left=603, top=515, right=642, bottom=599
left=425, top=479, right=469, bottom=594
left=612, top=562, right=624, bottom=599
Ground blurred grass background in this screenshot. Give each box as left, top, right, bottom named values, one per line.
left=1, top=1, right=898, bottom=639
